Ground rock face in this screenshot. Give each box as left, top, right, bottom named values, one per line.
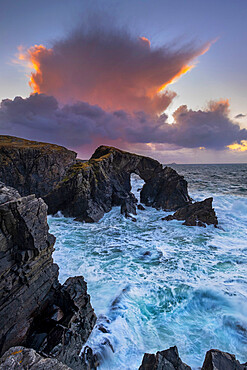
left=44, top=146, right=190, bottom=222
left=202, top=349, right=247, bottom=370
left=0, top=182, right=96, bottom=368
left=139, top=346, right=191, bottom=370
left=162, top=197, right=218, bottom=227
left=0, top=135, right=76, bottom=198
left=0, top=346, right=71, bottom=369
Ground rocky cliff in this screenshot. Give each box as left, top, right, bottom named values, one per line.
left=0, top=182, right=96, bottom=368
left=0, top=136, right=217, bottom=226
left=0, top=135, right=76, bottom=198
left=44, top=145, right=191, bottom=222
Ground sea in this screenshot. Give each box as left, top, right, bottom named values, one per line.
left=48, top=163, right=247, bottom=369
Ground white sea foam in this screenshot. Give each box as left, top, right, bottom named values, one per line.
left=49, top=164, right=247, bottom=369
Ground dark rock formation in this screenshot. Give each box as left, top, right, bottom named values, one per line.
left=37, top=276, right=97, bottom=369
left=140, top=166, right=191, bottom=211
left=137, top=204, right=145, bottom=210
left=44, top=145, right=190, bottom=222
left=202, top=349, right=247, bottom=370
left=139, top=346, right=191, bottom=370
left=0, top=346, right=71, bottom=369
left=0, top=137, right=217, bottom=226
left=139, top=347, right=247, bottom=370
left=0, top=135, right=76, bottom=198
left=0, top=182, right=58, bottom=354
left=162, top=197, right=218, bottom=227
left=0, top=182, right=96, bottom=368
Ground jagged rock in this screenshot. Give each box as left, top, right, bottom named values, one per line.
left=44, top=146, right=190, bottom=222
left=0, top=135, right=76, bottom=198
left=0, top=183, right=96, bottom=369
left=202, top=349, right=247, bottom=370
left=137, top=204, right=145, bottom=210
left=45, top=276, right=97, bottom=369
left=0, top=346, right=71, bottom=369
left=121, top=195, right=137, bottom=220
left=0, top=182, right=58, bottom=354
left=162, top=197, right=218, bottom=227
left=139, top=346, right=191, bottom=370
left=0, top=182, right=20, bottom=204
left=141, top=166, right=191, bottom=211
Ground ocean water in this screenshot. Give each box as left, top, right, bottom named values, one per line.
left=48, top=164, right=247, bottom=369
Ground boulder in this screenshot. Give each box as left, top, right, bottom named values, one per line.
left=137, top=204, right=145, bottom=210
left=162, top=197, right=218, bottom=227
left=139, top=346, right=191, bottom=370
left=202, top=349, right=247, bottom=370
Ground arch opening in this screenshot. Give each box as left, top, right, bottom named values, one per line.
left=130, top=173, right=145, bottom=204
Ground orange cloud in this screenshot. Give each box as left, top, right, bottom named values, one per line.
left=19, top=27, right=213, bottom=115
left=228, top=140, right=247, bottom=152
left=139, top=36, right=151, bottom=48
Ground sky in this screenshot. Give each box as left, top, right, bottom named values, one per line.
left=0, top=0, right=246, bottom=163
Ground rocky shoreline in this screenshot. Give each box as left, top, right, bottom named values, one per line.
left=0, top=135, right=244, bottom=369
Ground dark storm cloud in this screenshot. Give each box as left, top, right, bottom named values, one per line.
left=1, top=94, right=246, bottom=151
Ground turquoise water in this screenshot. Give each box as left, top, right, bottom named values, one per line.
left=48, top=164, right=247, bottom=369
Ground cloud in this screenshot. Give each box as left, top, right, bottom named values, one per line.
left=1, top=94, right=247, bottom=155
left=19, top=24, right=212, bottom=115
left=235, top=113, right=246, bottom=119
left=126, top=99, right=247, bottom=150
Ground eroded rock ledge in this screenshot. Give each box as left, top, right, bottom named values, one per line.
left=0, top=182, right=96, bottom=369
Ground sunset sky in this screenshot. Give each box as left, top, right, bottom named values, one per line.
left=0, top=0, right=246, bottom=163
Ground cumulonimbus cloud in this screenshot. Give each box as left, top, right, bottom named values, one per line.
left=19, top=25, right=212, bottom=115
left=1, top=94, right=246, bottom=153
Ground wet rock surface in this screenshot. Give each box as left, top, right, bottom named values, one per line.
left=0, top=135, right=76, bottom=198
left=202, top=349, right=247, bottom=370
left=162, top=197, right=218, bottom=227
left=137, top=204, right=146, bottom=210
left=44, top=145, right=190, bottom=222
left=139, top=346, right=191, bottom=370
left=139, top=347, right=247, bottom=370
left=0, top=183, right=96, bottom=368
left=0, top=346, right=71, bottom=369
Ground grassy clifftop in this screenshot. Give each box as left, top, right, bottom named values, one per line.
left=0, top=135, right=76, bottom=154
